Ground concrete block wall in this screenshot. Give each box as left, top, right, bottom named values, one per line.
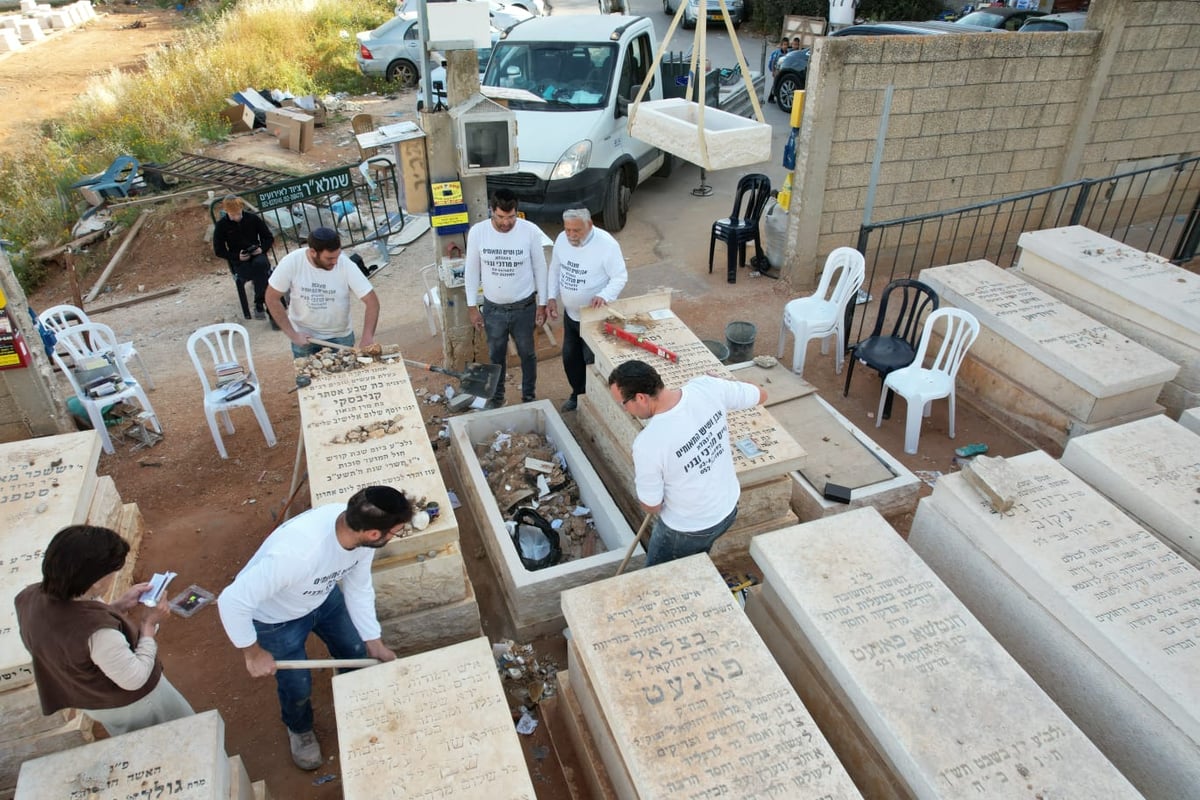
left=787, top=0, right=1200, bottom=287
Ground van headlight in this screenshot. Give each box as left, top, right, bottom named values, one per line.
left=551, top=140, right=592, bottom=180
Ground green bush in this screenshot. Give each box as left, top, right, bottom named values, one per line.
left=0, top=0, right=392, bottom=290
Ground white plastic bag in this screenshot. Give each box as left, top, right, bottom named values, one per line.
left=763, top=198, right=788, bottom=269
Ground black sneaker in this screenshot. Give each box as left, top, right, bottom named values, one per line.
left=254, top=309, right=267, bottom=320
left=560, top=395, right=578, bottom=412
left=521, top=394, right=536, bottom=403
left=488, top=395, right=505, bottom=409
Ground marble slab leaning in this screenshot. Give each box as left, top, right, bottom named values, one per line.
left=909, top=451, right=1200, bottom=799
left=1060, top=414, right=1200, bottom=567
left=0, top=432, right=102, bottom=691
left=560, top=554, right=862, bottom=799
left=15, top=709, right=230, bottom=800
left=333, top=636, right=535, bottom=799
left=749, top=507, right=1140, bottom=799
left=297, top=360, right=458, bottom=559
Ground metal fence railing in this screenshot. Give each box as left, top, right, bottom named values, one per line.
left=849, top=154, right=1200, bottom=342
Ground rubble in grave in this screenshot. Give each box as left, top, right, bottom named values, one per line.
left=475, top=431, right=608, bottom=562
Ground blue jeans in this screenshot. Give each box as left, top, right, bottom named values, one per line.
left=561, top=314, right=594, bottom=397
left=482, top=296, right=537, bottom=402
left=646, top=506, right=738, bottom=567
left=253, top=586, right=367, bottom=733
left=291, top=332, right=355, bottom=359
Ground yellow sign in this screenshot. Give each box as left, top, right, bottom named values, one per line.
left=431, top=181, right=463, bottom=206
left=432, top=211, right=469, bottom=228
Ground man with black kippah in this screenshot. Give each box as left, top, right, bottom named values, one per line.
left=218, top=486, right=413, bottom=771
left=265, top=226, right=381, bottom=358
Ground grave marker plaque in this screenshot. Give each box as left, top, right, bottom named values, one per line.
left=333, top=637, right=535, bottom=799
left=750, top=508, right=1140, bottom=798
left=15, top=709, right=230, bottom=799
left=1, top=432, right=101, bottom=690
left=560, top=554, right=862, bottom=799
left=910, top=451, right=1200, bottom=798
left=297, top=361, right=458, bottom=558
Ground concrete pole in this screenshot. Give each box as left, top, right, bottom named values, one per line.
left=423, top=47, right=492, bottom=372
left=0, top=254, right=76, bottom=440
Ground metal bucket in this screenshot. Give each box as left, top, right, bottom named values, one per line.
left=701, top=339, right=730, bottom=362
left=725, top=321, right=757, bottom=363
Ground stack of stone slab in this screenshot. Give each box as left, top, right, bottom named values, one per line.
left=447, top=400, right=638, bottom=637
left=0, top=1, right=95, bottom=51
left=909, top=450, right=1200, bottom=798
left=729, top=362, right=920, bottom=522
left=15, top=709, right=269, bottom=799
left=1014, top=226, right=1200, bottom=418
left=332, top=637, right=536, bottom=799
left=919, top=259, right=1176, bottom=455
left=296, top=360, right=480, bottom=658
left=577, top=291, right=807, bottom=559
left=1061, top=414, right=1200, bottom=568
left=745, top=507, right=1140, bottom=798
left=0, top=431, right=150, bottom=799
left=557, top=554, right=864, bottom=799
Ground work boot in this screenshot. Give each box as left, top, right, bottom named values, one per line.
left=288, top=729, right=323, bottom=770
left=254, top=308, right=267, bottom=320
left=487, top=394, right=505, bottom=409
left=521, top=394, right=536, bottom=403
left=560, top=394, right=578, bottom=412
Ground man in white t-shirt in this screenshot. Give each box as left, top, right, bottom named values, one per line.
left=265, top=227, right=380, bottom=358
left=609, top=360, right=766, bottom=566
left=548, top=208, right=627, bottom=412
left=465, top=189, right=549, bottom=406
left=217, top=486, right=412, bottom=771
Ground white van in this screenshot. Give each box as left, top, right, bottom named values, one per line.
left=481, top=15, right=675, bottom=231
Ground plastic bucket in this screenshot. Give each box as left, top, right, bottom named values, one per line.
left=701, top=339, right=730, bottom=362
left=725, top=321, right=757, bottom=363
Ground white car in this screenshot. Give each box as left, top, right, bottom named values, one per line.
left=395, top=0, right=541, bottom=22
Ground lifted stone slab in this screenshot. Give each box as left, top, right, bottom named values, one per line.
left=1061, top=415, right=1200, bottom=567
left=15, top=709, right=228, bottom=800
left=333, top=637, right=535, bottom=800
left=297, top=361, right=459, bottom=560
left=0, top=432, right=101, bottom=691
left=921, top=260, right=1176, bottom=423
left=448, top=400, right=636, bottom=634
left=749, top=508, right=1139, bottom=799
left=561, top=554, right=863, bottom=800
left=628, top=98, right=772, bottom=171
left=909, top=452, right=1200, bottom=799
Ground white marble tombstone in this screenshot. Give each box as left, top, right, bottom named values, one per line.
left=15, top=709, right=231, bottom=799
left=909, top=451, right=1200, bottom=799
left=748, top=507, right=1141, bottom=799
left=1061, top=414, right=1200, bottom=567
left=332, top=636, right=536, bottom=799
left=561, top=554, right=863, bottom=799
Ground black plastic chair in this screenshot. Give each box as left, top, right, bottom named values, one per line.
left=708, top=174, right=771, bottom=284
left=843, top=278, right=939, bottom=418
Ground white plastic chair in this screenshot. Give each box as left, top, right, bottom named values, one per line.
left=420, top=263, right=441, bottom=337
left=778, top=247, right=865, bottom=376
left=39, top=304, right=155, bottom=389
left=876, top=307, right=979, bottom=455
left=51, top=323, right=161, bottom=455
left=186, top=323, right=277, bottom=459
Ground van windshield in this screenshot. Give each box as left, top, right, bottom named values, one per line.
left=483, top=42, right=616, bottom=110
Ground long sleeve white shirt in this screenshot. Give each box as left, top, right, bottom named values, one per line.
left=217, top=504, right=380, bottom=648
left=464, top=217, right=549, bottom=306
left=548, top=227, right=628, bottom=321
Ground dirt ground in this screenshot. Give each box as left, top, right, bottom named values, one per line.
left=10, top=9, right=1035, bottom=798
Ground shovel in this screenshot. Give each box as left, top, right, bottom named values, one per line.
left=402, top=359, right=502, bottom=399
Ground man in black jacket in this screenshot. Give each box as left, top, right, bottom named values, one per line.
left=213, top=195, right=275, bottom=320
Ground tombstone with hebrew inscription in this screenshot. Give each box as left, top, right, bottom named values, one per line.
left=561, top=554, right=862, bottom=799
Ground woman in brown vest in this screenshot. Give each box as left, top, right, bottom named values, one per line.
left=14, top=525, right=193, bottom=736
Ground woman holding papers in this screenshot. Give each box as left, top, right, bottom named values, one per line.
left=14, top=525, right=194, bottom=735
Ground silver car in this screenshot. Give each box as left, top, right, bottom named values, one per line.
left=356, top=14, right=426, bottom=87
left=681, top=0, right=745, bottom=29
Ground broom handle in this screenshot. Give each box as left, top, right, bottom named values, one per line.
left=615, top=513, right=653, bottom=576
left=275, top=658, right=380, bottom=670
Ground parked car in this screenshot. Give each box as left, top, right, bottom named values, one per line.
left=356, top=13, right=427, bottom=87
left=396, top=0, right=544, bottom=17
left=1019, top=12, right=1088, bottom=32
left=955, top=7, right=1045, bottom=31
left=771, top=20, right=994, bottom=113
left=681, top=0, right=746, bottom=29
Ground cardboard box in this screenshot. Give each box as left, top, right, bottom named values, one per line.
left=220, top=102, right=255, bottom=133
left=265, top=108, right=314, bottom=153
left=288, top=95, right=328, bottom=127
